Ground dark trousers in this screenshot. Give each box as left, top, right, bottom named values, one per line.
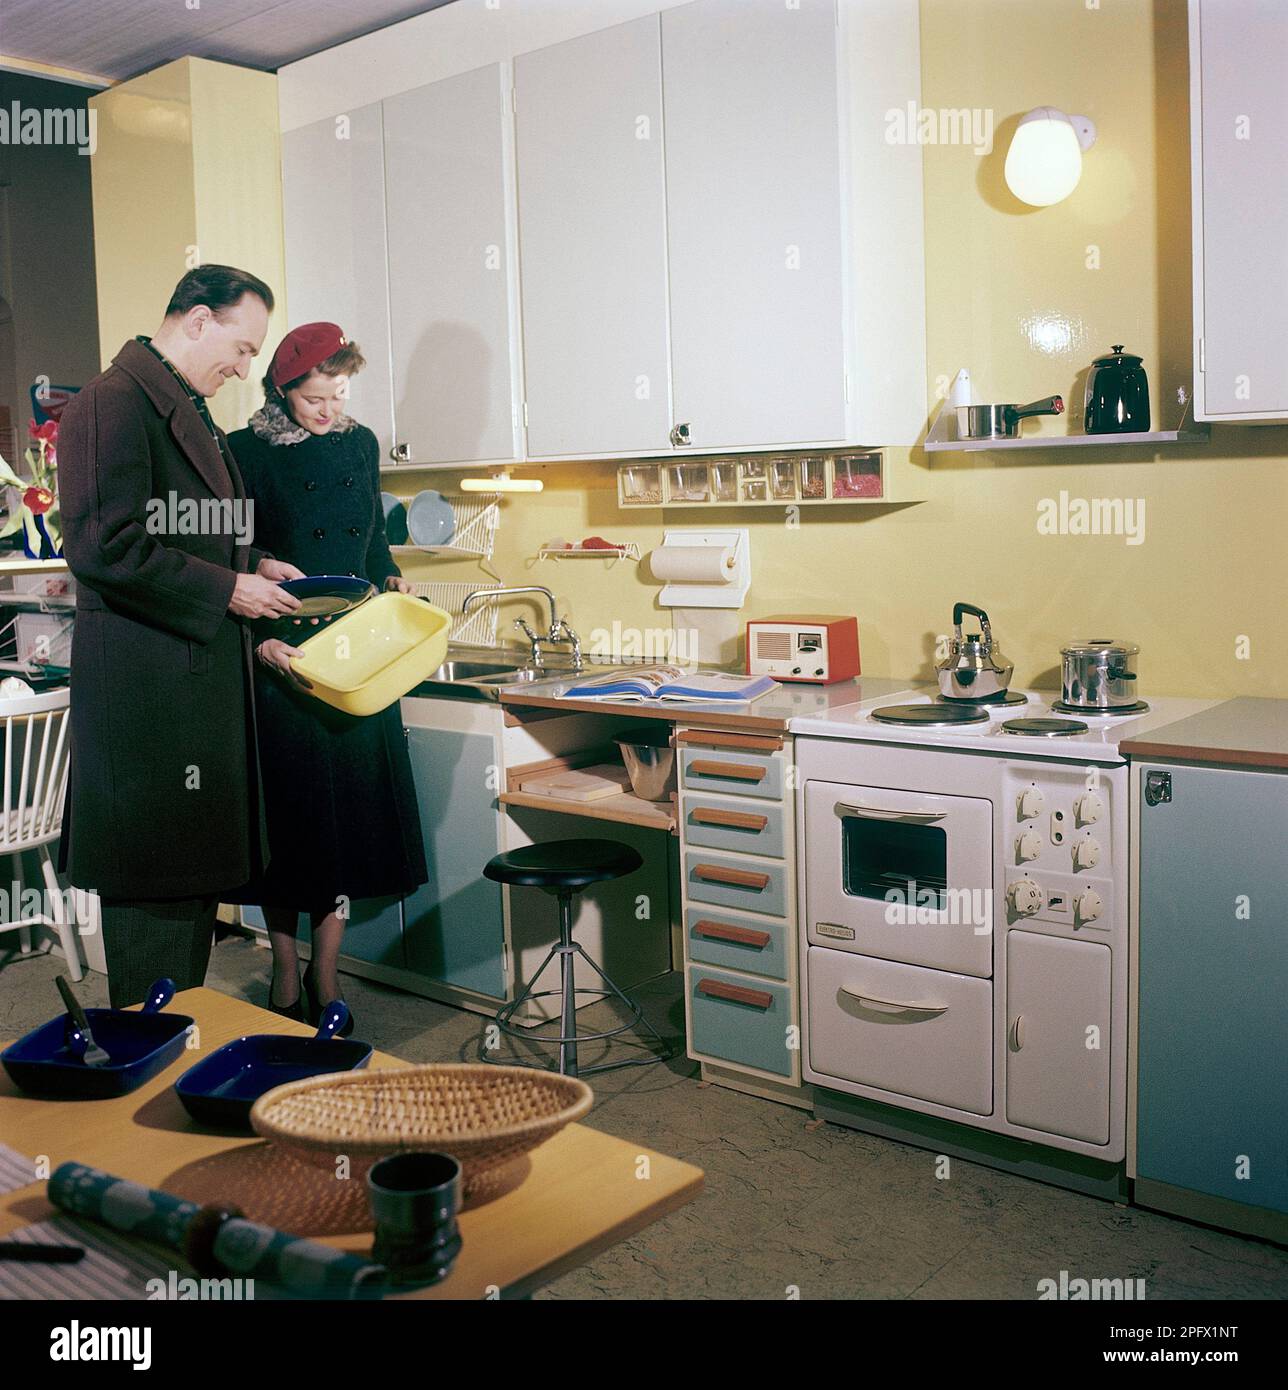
left=100, top=897, right=219, bottom=1007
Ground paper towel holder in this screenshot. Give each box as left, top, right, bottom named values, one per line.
left=655, top=527, right=750, bottom=609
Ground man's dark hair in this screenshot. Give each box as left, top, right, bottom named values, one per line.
left=165, top=264, right=275, bottom=318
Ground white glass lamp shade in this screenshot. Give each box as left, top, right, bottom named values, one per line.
left=1004, top=108, right=1095, bottom=207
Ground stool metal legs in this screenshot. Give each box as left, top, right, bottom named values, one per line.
left=480, top=888, right=672, bottom=1078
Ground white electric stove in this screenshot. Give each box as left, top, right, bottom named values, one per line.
left=786, top=686, right=1220, bottom=1182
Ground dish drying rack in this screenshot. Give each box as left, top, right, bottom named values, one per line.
left=409, top=580, right=504, bottom=648
left=391, top=492, right=500, bottom=559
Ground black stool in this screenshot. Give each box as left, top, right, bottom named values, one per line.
left=479, top=839, right=672, bottom=1077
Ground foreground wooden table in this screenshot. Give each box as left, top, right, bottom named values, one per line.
left=0, top=988, right=703, bottom=1299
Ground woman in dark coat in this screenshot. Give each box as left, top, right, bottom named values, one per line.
left=227, top=322, right=427, bottom=1032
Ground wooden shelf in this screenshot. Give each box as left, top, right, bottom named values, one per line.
left=0, top=557, right=68, bottom=575
left=503, top=749, right=677, bottom=833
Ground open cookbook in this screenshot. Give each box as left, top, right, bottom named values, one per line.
left=561, top=665, right=778, bottom=703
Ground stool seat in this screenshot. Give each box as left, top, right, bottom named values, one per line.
left=483, top=839, right=642, bottom=890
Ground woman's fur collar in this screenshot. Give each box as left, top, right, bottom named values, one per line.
left=249, top=396, right=358, bottom=446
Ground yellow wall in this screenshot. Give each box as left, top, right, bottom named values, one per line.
left=397, top=0, right=1287, bottom=700
left=89, top=59, right=286, bottom=432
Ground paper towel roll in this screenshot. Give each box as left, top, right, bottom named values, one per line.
left=651, top=545, right=735, bottom=584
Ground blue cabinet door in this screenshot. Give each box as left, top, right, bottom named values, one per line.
left=240, top=898, right=404, bottom=969
left=1137, top=762, right=1288, bottom=1214
left=402, top=724, right=507, bottom=999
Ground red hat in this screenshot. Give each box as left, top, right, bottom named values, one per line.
left=268, top=321, right=348, bottom=390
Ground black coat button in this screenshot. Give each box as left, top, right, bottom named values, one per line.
left=342, top=476, right=354, bottom=487
left=313, top=528, right=325, bottom=539
left=304, top=480, right=317, bottom=491
left=330, top=433, right=342, bottom=445
left=348, top=526, right=360, bottom=537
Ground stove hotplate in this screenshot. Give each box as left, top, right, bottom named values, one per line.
left=1001, top=716, right=1089, bottom=737
left=872, top=703, right=991, bottom=726
left=940, top=690, right=1028, bottom=708
left=1051, top=700, right=1150, bottom=717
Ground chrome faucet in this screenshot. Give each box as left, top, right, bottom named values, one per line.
left=461, top=586, right=583, bottom=671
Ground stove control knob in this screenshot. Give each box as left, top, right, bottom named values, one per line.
left=1016, top=829, right=1043, bottom=863
left=1007, top=879, right=1044, bottom=916
left=1074, top=791, right=1103, bottom=826
left=1017, top=787, right=1045, bottom=820
left=1075, top=889, right=1103, bottom=925
left=1073, top=836, right=1102, bottom=870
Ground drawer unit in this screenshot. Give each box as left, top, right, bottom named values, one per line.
left=681, top=791, right=785, bottom=859
left=687, top=965, right=795, bottom=1079
left=684, top=847, right=788, bottom=919
left=685, top=903, right=789, bottom=982
left=680, top=746, right=784, bottom=800
left=805, top=945, right=993, bottom=1115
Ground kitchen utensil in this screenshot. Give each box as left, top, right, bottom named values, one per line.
left=1059, top=639, right=1141, bottom=710
left=955, top=396, right=1064, bottom=441
left=613, top=726, right=677, bottom=802
left=173, top=1002, right=371, bottom=1130
left=381, top=492, right=409, bottom=546
left=56, top=976, right=109, bottom=1067
left=289, top=592, right=452, bottom=717
left=936, top=602, right=1015, bottom=701
left=250, top=1062, right=593, bottom=1202
left=1, top=978, right=192, bottom=1099
left=1084, top=346, right=1150, bottom=434
left=406, top=490, right=456, bottom=547
left=367, top=1151, right=463, bottom=1285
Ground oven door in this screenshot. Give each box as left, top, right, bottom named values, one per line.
left=804, top=780, right=994, bottom=977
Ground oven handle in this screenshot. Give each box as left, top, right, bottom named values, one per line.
left=840, top=985, right=948, bottom=1017
left=833, top=801, right=947, bottom=826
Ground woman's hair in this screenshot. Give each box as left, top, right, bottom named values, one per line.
left=262, top=341, right=367, bottom=400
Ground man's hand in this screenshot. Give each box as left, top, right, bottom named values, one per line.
left=258, top=557, right=306, bottom=582
left=385, top=576, right=414, bottom=594
left=229, top=573, right=302, bottom=620
left=256, top=637, right=311, bottom=688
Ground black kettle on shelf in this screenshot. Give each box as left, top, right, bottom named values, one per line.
left=1084, top=345, right=1150, bottom=434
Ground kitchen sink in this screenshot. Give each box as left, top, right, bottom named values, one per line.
left=426, top=659, right=525, bottom=682
left=409, top=650, right=625, bottom=702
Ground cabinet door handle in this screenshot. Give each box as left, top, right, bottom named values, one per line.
left=693, top=918, right=772, bottom=948
left=697, top=978, right=773, bottom=1009
left=693, top=863, right=770, bottom=890
left=690, top=807, right=768, bottom=831
left=390, top=442, right=411, bottom=462
left=689, top=759, right=767, bottom=783
left=670, top=422, right=692, bottom=446
left=840, top=986, right=947, bottom=1017
left=1010, top=1014, right=1024, bottom=1050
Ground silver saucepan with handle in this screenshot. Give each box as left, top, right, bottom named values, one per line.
left=956, top=395, right=1064, bottom=441
left=1060, top=639, right=1141, bottom=710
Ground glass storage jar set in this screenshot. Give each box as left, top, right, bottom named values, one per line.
left=617, top=452, right=883, bottom=508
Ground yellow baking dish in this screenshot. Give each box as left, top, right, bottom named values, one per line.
left=289, top=592, right=452, bottom=716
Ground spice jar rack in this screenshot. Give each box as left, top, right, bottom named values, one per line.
left=616, top=452, right=886, bottom=509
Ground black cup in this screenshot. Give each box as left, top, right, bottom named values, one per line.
left=367, top=1151, right=463, bottom=1285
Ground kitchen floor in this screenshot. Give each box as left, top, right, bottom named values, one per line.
left=3, top=935, right=1285, bottom=1301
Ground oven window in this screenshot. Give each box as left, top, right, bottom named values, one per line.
left=841, top=817, right=948, bottom=911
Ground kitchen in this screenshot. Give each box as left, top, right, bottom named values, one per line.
left=0, top=0, right=1285, bottom=1344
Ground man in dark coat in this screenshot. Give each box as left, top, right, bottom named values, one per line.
left=57, top=265, right=304, bottom=1006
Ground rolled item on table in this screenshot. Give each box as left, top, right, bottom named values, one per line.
left=48, top=1163, right=386, bottom=1298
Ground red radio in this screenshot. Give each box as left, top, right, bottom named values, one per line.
left=745, top=615, right=860, bottom=684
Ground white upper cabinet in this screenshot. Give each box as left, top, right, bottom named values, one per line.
left=515, top=18, right=673, bottom=458
left=382, top=65, right=522, bottom=464
left=280, top=105, right=395, bottom=459
left=662, top=0, right=848, bottom=451
left=1191, top=0, right=1288, bottom=420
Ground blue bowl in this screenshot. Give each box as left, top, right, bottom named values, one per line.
left=174, top=1002, right=371, bottom=1130
left=1, top=979, right=194, bottom=1100
left=406, top=491, right=455, bottom=548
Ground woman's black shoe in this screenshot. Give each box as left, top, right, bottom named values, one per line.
left=269, top=970, right=305, bottom=1022
left=303, top=964, right=354, bottom=1037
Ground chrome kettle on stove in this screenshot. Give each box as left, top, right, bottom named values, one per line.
left=936, top=602, right=1014, bottom=702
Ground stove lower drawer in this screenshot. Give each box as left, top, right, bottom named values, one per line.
left=806, top=946, right=993, bottom=1115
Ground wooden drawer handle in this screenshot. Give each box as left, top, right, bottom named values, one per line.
left=697, top=978, right=774, bottom=1010
left=693, top=863, right=771, bottom=890
left=690, top=807, right=768, bottom=831
left=676, top=730, right=783, bottom=752
left=693, top=919, right=772, bottom=948
left=689, top=759, right=767, bottom=782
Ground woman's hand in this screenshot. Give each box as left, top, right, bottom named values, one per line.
left=257, top=557, right=306, bottom=582
left=256, top=638, right=312, bottom=689
left=385, top=576, right=414, bottom=594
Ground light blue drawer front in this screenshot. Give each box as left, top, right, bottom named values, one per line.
left=688, top=966, right=793, bottom=1077
left=685, top=904, right=788, bottom=981
left=684, top=849, right=787, bottom=919
left=682, top=792, right=785, bottom=858
left=680, top=747, right=783, bottom=800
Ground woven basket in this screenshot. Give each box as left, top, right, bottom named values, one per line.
left=249, top=1063, right=593, bottom=1199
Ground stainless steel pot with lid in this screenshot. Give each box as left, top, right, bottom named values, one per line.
left=1060, top=639, right=1141, bottom=709
left=937, top=602, right=1014, bottom=701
